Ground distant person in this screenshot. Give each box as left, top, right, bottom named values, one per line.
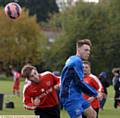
left=21, top=65, right=60, bottom=118
left=60, top=39, right=102, bottom=118
left=112, top=68, right=120, bottom=108
left=98, top=72, right=110, bottom=110
left=11, top=68, right=21, bottom=96
left=82, top=61, right=103, bottom=118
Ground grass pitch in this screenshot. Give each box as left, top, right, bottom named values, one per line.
left=0, top=79, right=119, bottom=118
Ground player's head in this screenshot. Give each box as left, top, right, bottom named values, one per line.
left=83, top=61, right=91, bottom=76
left=53, top=71, right=60, bottom=76
left=76, top=39, right=92, bottom=60
left=21, top=65, right=40, bottom=83
left=112, top=68, right=120, bottom=76
left=99, top=72, right=107, bottom=78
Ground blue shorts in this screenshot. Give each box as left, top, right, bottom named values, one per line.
left=64, top=99, right=90, bottom=118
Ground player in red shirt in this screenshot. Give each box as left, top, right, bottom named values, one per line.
left=82, top=61, right=103, bottom=118
left=21, top=65, right=60, bottom=118
left=11, top=69, right=21, bottom=96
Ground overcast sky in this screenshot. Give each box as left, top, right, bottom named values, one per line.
left=83, top=0, right=99, bottom=3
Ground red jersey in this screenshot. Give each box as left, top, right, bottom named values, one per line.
left=12, top=71, right=21, bottom=90
left=23, top=71, right=60, bottom=110
left=83, top=74, right=103, bottom=109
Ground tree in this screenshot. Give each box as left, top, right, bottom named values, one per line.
left=0, top=8, right=48, bottom=71
left=0, top=0, right=59, bottom=22
left=43, top=1, right=120, bottom=74
left=104, top=0, right=120, bottom=70
left=19, top=0, right=59, bottom=22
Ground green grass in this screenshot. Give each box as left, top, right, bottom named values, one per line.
left=0, top=80, right=120, bottom=118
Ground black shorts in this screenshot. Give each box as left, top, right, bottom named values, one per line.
left=34, top=105, right=60, bottom=118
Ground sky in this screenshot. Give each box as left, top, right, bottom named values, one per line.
left=83, top=0, right=99, bottom=3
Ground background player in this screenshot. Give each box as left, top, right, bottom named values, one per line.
left=82, top=61, right=103, bottom=118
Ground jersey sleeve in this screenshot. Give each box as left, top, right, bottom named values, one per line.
left=90, top=75, right=103, bottom=92
left=23, top=88, right=36, bottom=110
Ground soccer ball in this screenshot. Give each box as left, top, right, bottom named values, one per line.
left=4, top=2, right=22, bottom=20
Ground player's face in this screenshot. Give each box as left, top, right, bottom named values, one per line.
left=83, top=64, right=90, bottom=75
left=114, top=72, right=119, bottom=76
left=78, top=44, right=90, bottom=60
left=29, top=69, right=40, bottom=83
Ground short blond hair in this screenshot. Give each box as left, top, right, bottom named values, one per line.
left=112, top=67, right=120, bottom=74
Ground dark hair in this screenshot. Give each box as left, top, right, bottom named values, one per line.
left=83, top=61, right=91, bottom=66
left=76, top=39, right=92, bottom=48
left=99, top=72, right=107, bottom=78
left=21, top=65, right=36, bottom=78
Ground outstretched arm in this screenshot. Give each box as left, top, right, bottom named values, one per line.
left=73, top=60, right=98, bottom=97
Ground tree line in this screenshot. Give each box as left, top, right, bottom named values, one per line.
left=0, top=0, right=119, bottom=77
left=44, top=0, right=120, bottom=76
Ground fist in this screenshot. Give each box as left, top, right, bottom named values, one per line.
left=88, top=97, right=95, bottom=103
left=97, top=92, right=103, bottom=101
left=34, top=97, right=40, bottom=106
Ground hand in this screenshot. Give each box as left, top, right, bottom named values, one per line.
left=97, top=92, right=103, bottom=101
left=103, top=93, right=107, bottom=98
left=54, top=84, right=60, bottom=90
left=88, top=97, right=95, bottom=103
left=34, top=97, right=40, bottom=106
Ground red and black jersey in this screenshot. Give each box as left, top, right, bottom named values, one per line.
left=83, top=74, right=103, bottom=109
left=12, top=71, right=21, bottom=90
left=23, top=71, right=60, bottom=110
